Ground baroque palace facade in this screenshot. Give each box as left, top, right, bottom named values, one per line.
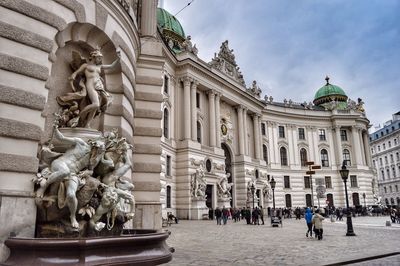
left=0, top=0, right=375, bottom=258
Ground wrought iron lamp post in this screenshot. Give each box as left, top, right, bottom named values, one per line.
left=270, top=177, right=276, bottom=210
left=339, top=161, right=356, bottom=236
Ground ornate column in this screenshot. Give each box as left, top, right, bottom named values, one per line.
left=253, top=114, right=261, bottom=159
left=306, top=126, right=315, bottom=161
left=359, top=129, right=366, bottom=165
left=215, top=93, right=221, bottom=148
left=334, top=126, right=342, bottom=165
left=287, top=124, right=294, bottom=165
left=183, top=77, right=191, bottom=140
left=362, top=131, right=372, bottom=167
left=292, top=126, right=299, bottom=166
left=351, top=126, right=362, bottom=166
left=312, top=127, right=319, bottom=164
left=327, top=127, right=336, bottom=166
left=267, top=122, right=276, bottom=164
left=208, top=90, right=216, bottom=147
left=243, top=108, right=248, bottom=155
left=191, top=81, right=198, bottom=141
left=272, top=123, right=279, bottom=163
left=140, top=0, right=157, bottom=37
left=236, top=105, right=245, bottom=155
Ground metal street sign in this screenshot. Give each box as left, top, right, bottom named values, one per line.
left=306, top=171, right=315, bottom=175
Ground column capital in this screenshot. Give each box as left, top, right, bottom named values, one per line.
left=235, top=104, right=245, bottom=111
left=192, top=80, right=199, bottom=88
left=179, top=76, right=192, bottom=86
left=207, top=89, right=216, bottom=96
left=215, top=91, right=222, bottom=98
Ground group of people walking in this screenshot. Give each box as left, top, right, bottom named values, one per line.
left=214, top=206, right=265, bottom=225
left=304, top=208, right=325, bottom=240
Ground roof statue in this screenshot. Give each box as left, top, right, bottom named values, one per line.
left=247, top=80, right=262, bottom=98
left=209, top=40, right=246, bottom=86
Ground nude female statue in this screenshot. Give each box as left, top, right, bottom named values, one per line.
left=67, top=49, right=120, bottom=128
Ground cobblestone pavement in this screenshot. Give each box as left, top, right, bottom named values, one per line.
left=164, top=216, right=400, bottom=266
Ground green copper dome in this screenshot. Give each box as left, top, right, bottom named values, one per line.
left=157, top=8, right=185, bottom=40
left=313, top=76, right=348, bottom=106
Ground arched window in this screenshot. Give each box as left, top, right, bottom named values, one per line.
left=166, top=186, right=171, bottom=208
left=385, top=198, right=389, bottom=205
left=343, top=149, right=351, bottom=166
left=300, top=148, right=307, bottom=166
left=305, top=194, right=312, bottom=207
left=390, top=198, right=395, bottom=205
left=280, top=147, right=288, bottom=166
left=285, top=194, right=292, bottom=208
left=163, top=108, right=169, bottom=138
left=352, top=192, right=360, bottom=206
left=197, top=121, right=202, bottom=143
left=263, top=144, right=268, bottom=163
left=321, top=149, right=329, bottom=167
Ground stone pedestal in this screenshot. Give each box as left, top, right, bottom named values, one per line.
left=218, top=197, right=231, bottom=209
left=191, top=198, right=208, bottom=220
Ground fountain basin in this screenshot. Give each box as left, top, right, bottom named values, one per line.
left=3, top=229, right=173, bottom=265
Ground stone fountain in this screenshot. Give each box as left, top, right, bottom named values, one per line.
left=2, top=49, right=173, bottom=265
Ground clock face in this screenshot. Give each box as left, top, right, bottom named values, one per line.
left=221, top=124, right=228, bottom=135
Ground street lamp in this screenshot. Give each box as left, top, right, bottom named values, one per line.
left=339, top=160, right=356, bottom=236
left=250, top=183, right=255, bottom=210
left=306, top=161, right=321, bottom=210
left=270, top=177, right=276, bottom=210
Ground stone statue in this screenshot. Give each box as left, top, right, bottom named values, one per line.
left=36, top=124, right=106, bottom=228
left=191, top=164, right=207, bottom=199
left=356, top=98, right=365, bottom=113
left=57, top=49, right=120, bottom=128
left=34, top=123, right=135, bottom=235
left=217, top=174, right=233, bottom=199
left=262, top=181, right=272, bottom=200
left=181, top=35, right=198, bottom=56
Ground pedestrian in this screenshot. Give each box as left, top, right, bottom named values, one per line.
left=259, top=206, right=265, bottom=225
left=304, top=208, right=313, bottom=238
left=215, top=207, right=222, bottom=225
left=222, top=206, right=229, bottom=225
left=312, top=209, right=325, bottom=240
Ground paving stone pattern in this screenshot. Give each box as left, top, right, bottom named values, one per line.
left=164, top=216, right=400, bottom=266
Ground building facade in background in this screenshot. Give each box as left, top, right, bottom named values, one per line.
left=369, top=112, right=400, bottom=207
left=156, top=7, right=375, bottom=219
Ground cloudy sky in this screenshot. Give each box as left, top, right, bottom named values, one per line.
left=162, top=0, right=399, bottom=130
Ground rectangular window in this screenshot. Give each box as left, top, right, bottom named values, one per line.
left=163, top=75, right=169, bottom=94
left=166, top=155, right=171, bottom=176
left=284, top=176, right=290, bottom=188
left=298, top=128, right=305, bottom=140
left=319, top=129, right=326, bottom=141
left=304, top=176, right=311, bottom=189
left=279, top=126, right=285, bottom=138
left=196, top=92, right=200, bottom=108
left=340, top=129, right=347, bottom=141
left=261, top=123, right=266, bottom=136
left=325, top=176, right=332, bottom=189
left=350, top=175, right=358, bottom=188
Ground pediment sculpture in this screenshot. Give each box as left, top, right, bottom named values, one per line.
left=209, top=40, right=245, bottom=86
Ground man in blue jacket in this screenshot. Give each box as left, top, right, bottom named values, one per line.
left=305, top=208, right=313, bottom=237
